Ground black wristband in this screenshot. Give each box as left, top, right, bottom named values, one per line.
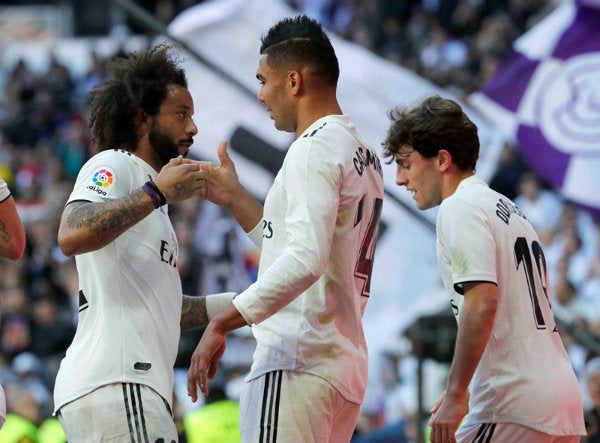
left=144, top=180, right=167, bottom=206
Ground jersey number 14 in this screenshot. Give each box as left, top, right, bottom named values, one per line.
left=354, top=197, right=383, bottom=298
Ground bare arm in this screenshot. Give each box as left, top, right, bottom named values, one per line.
left=429, top=281, right=498, bottom=443
left=57, top=190, right=155, bottom=256
left=201, top=141, right=263, bottom=232
left=59, top=156, right=206, bottom=256
left=187, top=303, right=248, bottom=401
left=181, top=295, right=209, bottom=329
left=446, top=281, right=497, bottom=397
left=181, top=292, right=237, bottom=330
left=0, top=195, right=26, bottom=260
left=225, top=183, right=263, bottom=233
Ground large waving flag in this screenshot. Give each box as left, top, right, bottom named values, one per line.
left=470, top=0, right=600, bottom=219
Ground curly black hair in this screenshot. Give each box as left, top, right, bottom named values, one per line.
left=88, top=44, right=188, bottom=151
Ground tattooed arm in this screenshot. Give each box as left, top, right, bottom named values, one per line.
left=180, top=292, right=237, bottom=329
left=57, top=189, right=156, bottom=256
left=58, top=157, right=206, bottom=256
left=0, top=195, right=26, bottom=260
left=181, top=295, right=209, bottom=329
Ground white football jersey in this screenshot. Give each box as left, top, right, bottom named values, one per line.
left=437, top=175, right=585, bottom=435
left=54, top=149, right=182, bottom=413
left=233, top=115, right=385, bottom=404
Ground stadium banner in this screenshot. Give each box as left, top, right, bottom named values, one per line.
left=470, top=0, right=600, bottom=219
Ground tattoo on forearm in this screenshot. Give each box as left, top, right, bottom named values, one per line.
left=0, top=220, right=10, bottom=243
left=66, top=190, right=149, bottom=235
left=181, top=295, right=209, bottom=329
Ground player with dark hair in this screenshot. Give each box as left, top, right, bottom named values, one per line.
left=384, top=95, right=585, bottom=443
left=187, top=15, right=384, bottom=443
left=53, top=44, right=235, bottom=442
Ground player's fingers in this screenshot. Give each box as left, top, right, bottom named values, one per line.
left=196, top=161, right=213, bottom=174
left=444, top=426, right=455, bottom=443
left=217, top=141, right=232, bottom=166
left=187, top=354, right=208, bottom=402
left=167, top=155, right=184, bottom=168
left=207, top=354, right=221, bottom=380
left=430, top=425, right=440, bottom=443
left=186, top=367, right=198, bottom=402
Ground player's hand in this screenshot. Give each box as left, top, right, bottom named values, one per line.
left=187, top=322, right=226, bottom=402
left=154, top=156, right=206, bottom=204
left=196, top=141, right=242, bottom=208
left=428, top=390, right=468, bottom=443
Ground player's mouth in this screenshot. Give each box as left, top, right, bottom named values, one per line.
left=179, top=140, right=193, bottom=156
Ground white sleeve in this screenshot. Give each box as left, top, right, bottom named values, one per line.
left=233, top=138, right=341, bottom=324
left=246, top=220, right=263, bottom=249
left=68, top=151, right=134, bottom=204
left=438, top=197, right=498, bottom=291
left=0, top=175, right=10, bottom=202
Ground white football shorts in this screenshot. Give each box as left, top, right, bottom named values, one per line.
left=57, top=382, right=177, bottom=443
left=239, top=370, right=360, bottom=443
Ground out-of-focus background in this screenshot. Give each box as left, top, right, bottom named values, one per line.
left=0, top=0, right=599, bottom=442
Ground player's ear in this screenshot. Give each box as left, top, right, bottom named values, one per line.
left=288, top=70, right=301, bottom=95
left=135, top=110, right=150, bottom=136
left=437, top=149, right=452, bottom=171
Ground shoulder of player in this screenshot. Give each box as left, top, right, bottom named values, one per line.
left=77, top=148, right=137, bottom=183
left=85, top=148, right=134, bottom=165
left=298, top=120, right=366, bottom=154
left=440, top=189, right=484, bottom=216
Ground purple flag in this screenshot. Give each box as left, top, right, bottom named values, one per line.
left=470, top=0, right=600, bottom=219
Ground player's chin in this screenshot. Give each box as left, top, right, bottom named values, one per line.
left=178, top=145, right=190, bottom=158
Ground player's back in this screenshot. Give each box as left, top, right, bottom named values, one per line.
left=441, top=177, right=584, bottom=435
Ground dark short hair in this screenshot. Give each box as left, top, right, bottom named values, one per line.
left=382, top=95, right=480, bottom=171
left=88, top=44, right=188, bottom=151
left=260, top=15, right=339, bottom=85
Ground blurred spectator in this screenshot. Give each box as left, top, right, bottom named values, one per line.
left=488, top=144, right=527, bottom=200
left=9, top=352, right=50, bottom=415
left=514, top=171, right=563, bottom=238
left=0, top=385, right=41, bottom=442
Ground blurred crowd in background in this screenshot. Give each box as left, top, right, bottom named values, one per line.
left=0, top=0, right=599, bottom=442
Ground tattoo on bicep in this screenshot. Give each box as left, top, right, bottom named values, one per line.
left=0, top=220, right=10, bottom=243
left=65, top=191, right=149, bottom=235
left=181, top=296, right=209, bottom=329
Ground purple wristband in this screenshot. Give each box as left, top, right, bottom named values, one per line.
left=141, top=182, right=161, bottom=209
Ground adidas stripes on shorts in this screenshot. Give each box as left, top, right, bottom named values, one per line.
left=57, top=382, right=177, bottom=443
left=239, top=370, right=360, bottom=443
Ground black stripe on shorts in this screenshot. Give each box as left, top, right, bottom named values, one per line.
left=259, top=370, right=283, bottom=443
left=471, top=423, right=497, bottom=443
left=122, top=383, right=150, bottom=443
